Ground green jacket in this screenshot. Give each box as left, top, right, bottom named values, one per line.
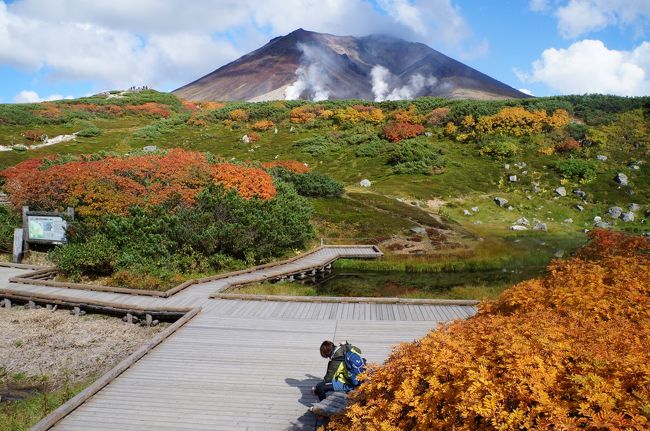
left=323, top=343, right=362, bottom=385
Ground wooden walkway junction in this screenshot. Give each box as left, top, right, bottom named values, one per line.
left=0, top=245, right=478, bottom=430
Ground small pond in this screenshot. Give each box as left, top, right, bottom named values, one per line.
left=304, top=267, right=546, bottom=299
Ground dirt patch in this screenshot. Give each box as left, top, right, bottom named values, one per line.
left=0, top=307, right=166, bottom=389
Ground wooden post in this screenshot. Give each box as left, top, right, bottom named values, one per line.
left=21, top=206, right=29, bottom=253
left=12, top=228, right=24, bottom=263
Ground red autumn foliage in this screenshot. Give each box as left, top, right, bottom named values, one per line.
left=261, top=160, right=310, bottom=174
left=382, top=122, right=425, bottom=142
left=556, top=137, right=582, bottom=152
left=34, top=103, right=62, bottom=119
left=69, top=103, right=125, bottom=116
left=247, top=132, right=261, bottom=143
left=124, top=102, right=170, bottom=118
left=22, top=130, right=46, bottom=141
left=180, top=99, right=200, bottom=112
left=0, top=149, right=276, bottom=217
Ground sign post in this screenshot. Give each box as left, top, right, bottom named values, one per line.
left=16, top=206, right=74, bottom=263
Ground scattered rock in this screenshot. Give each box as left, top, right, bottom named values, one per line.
left=554, top=250, right=565, bottom=258
left=533, top=221, right=548, bottom=231
left=515, top=217, right=529, bottom=226
left=631, top=164, right=640, bottom=170
left=463, top=209, right=472, bottom=216
left=532, top=183, right=541, bottom=194
left=289, top=126, right=295, bottom=132
left=514, top=162, right=527, bottom=169
left=608, top=206, right=623, bottom=219
left=359, top=179, right=371, bottom=187
left=494, top=197, right=508, bottom=207
left=473, top=221, right=482, bottom=225
left=425, top=132, right=433, bottom=137
left=573, top=189, right=586, bottom=199
left=508, top=175, right=518, bottom=182
left=507, top=206, right=514, bottom=211
left=596, top=155, right=607, bottom=161
left=594, top=216, right=602, bottom=223
left=563, top=218, right=573, bottom=223
left=576, top=205, right=584, bottom=212
left=504, top=164, right=510, bottom=170
left=274, top=127, right=278, bottom=134
left=595, top=221, right=611, bottom=229
left=142, top=145, right=158, bottom=152
left=615, top=173, right=628, bottom=186
left=555, top=186, right=567, bottom=197
left=629, top=203, right=641, bottom=212
left=241, top=134, right=251, bottom=144
left=410, top=227, right=427, bottom=235
left=471, top=207, right=479, bottom=213
left=511, top=225, right=528, bottom=231
left=621, top=212, right=635, bottom=222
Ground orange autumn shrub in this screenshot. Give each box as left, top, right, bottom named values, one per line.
left=210, top=163, right=275, bottom=200
left=392, top=104, right=424, bottom=124
left=335, top=106, right=384, bottom=125
left=1, top=149, right=276, bottom=217
left=180, top=99, right=200, bottom=112
left=555, top=137, right=582, bottom=153
left=382, top=122, right=425, bottom=142
left=22, top=129, right=46, bottom=141
left=252, top=120, right=275, bottom=131
left=199, top=101, right=226, bottom=111
left=262, top=160, right=310, bottom=174
left=34, top=103, right=62, bottom=119
left=327, top=230, right=650, bottom=431
left=124, top=102, right=170, bottom=118
left=426, top=107, right=451, bottom=126
left=290, top=106, right=317, bottom=123
left=229, top=108, right=249, bottom=122
left=69, top=103, right=124, bottom=116
left=247, top=132, right=261, bottom=142
left=475, top=107, right=570, bottom=137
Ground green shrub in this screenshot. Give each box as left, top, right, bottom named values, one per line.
left=355, top=140, right=387, bottom=157
left=0, top=207, right=19, bottom=253
left=553, top=159, right=598, bottom=183
left=270, top=168, right=344, bottom=197
left=292, top=135, right=336, bottom=156
left=50, top=234, right=117, bottom=277
left=478, top=138, right=519, bottom=160
left=387, top=138, right=446, bottom=174
left=49, top=183, right=314, bottom=284
left=76, top=124, right=102, bottom=137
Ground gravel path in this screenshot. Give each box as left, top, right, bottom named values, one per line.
left=0, top=307, right=166, bottom=388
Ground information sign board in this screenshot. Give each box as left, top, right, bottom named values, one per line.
left=27, top=215, right=67, bottom=243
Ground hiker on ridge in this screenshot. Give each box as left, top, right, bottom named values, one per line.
left=313, top=340, right=366, bottom=401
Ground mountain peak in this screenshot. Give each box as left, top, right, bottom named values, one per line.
left=174, top=29, right=527, bottom=101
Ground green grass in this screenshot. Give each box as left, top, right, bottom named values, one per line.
left=0, top=378, right=91, bottom=431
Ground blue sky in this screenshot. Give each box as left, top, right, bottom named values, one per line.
left=0, top=0, right=648, bottom=103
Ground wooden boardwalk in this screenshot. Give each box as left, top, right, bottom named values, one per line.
left=0, top=246, right=478, bottom=430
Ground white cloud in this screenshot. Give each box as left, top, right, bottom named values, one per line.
left=518, top=88, right=534, bottom=96
left=529, top=0, right=551, bottom=12
left=0, top=0, right=481, bottom=94
left=516, top=39, right=650, bottom=96
left=529, top=0, right=650, bottom=38
left=14, top=90, right=73, bottom=103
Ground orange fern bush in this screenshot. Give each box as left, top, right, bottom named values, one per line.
left=326, top=230, right=650, bottom=431
left=1, top=149, right=276, bottom=216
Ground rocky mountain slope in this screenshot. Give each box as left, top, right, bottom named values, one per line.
left=173, top=29, right=528, bottom=102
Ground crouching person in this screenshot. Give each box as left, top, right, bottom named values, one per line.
left=314, top=340, right=366, bottom=401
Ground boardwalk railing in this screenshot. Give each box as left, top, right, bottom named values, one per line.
left=9, top=245, right=383, bottom=298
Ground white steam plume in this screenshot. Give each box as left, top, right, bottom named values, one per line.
left=370, top=64, right=437, bottom=101
left=285, top=43, right=331, bottom=101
